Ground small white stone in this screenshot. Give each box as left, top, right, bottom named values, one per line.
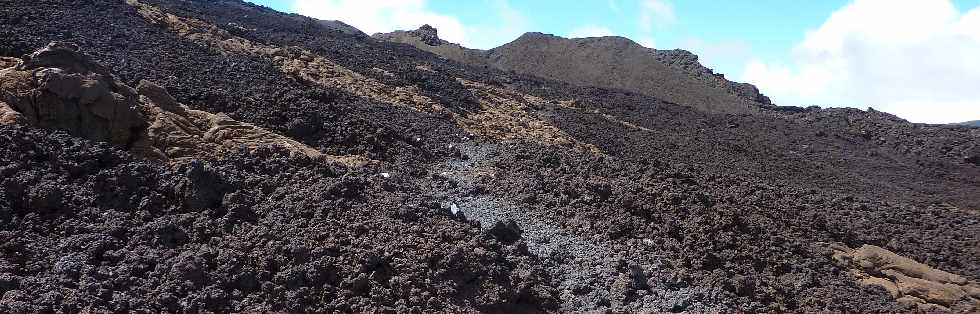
left=380, top=172, right=391, bottom=178
left=450, top=203, right=459, bottom=215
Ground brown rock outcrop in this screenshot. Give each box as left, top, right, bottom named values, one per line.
left=0, top=42, right=345, bottom=164
left=0, top=100, right=24, bottom=126
left=829, top=243, right=980, bottom=312
left=453, top=78, right=600, bottom=153
left=0, top=42, right=145, bottom=147
left=135, top=80, right=325, bottom=162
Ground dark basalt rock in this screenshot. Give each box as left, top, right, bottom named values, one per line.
left=20, top=42, right=108, bottom=75
left=413, top=24, right=442, bottom=46
left=1, top=0, right=978, bottom=313
left=488, top=219, right=522, bottom=245
left=179, top=161, right=227, bottom=210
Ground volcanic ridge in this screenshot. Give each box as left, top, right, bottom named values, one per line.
left=1, top=0, right=979, bottom=313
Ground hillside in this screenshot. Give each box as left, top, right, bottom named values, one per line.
left=375, top=26, right=772, bottom=114
left=1, top=0, right=979, bottom=312
left=958, top=120, right=980, bottom=127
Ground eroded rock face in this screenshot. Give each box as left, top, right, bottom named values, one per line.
left=0, top=42, right=335, bottom=164
left=653, top=49, right=773, bottom=106
left=137, top=80, right=324, bottom=162
left=0, top=42, right=145, bottom=148
left=829, top=243, right=980, bottom=312
left=406, top=24, right=443, bottom=46
left=453, top=78, right=600, bottom=153
left=0, top=101, right=24, bottom=126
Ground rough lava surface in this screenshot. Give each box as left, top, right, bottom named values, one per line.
left=1, top=0, right=979, bottom=313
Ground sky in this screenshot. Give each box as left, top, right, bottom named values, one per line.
left=247, top=0, right=980, bottom=123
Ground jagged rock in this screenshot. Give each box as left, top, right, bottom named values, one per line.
left=729, top=82, right=772, bottom=105
left=488, top=219, right=522, bottom=245
left=136, top=80, right=178, bottom=110
left=0, top=42, right=335, bottom=163
left=0, top=101, right=24, bottom=126
left=0, top=57, right=19, bottom=70
left=829, top=243, right=980, bottom=311
left=27, top=181, right=64, bottom=212
left=654, top=49, right=772, bottom=106
left=963, top=147, right=980, bottom=166
left=179, top=161, right=226, bottom=209
left=0, top=273, right=19, bottom=292
left=349, top=273, right=371, bottom=295
left=376, top=24, right=446, bottom=47
left=627, top=265, right=647, bottom=290
left=731, top=275, right=756, bottom=297
left=171, top=252, right=207, bottom=287
left=413, top=24, right=442, bottom=46
left=20, top=42, right=110, bottom=75
left=965, top=155, right=980, bottom=166
left=285, top=114, right=321, bottom=138
left=0, top=42, right=145, bottom=148
left=372, top=26, right=490, bottom=67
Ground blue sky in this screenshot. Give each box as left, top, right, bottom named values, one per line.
left=247, top=0, right=854, bottom=75
left=247, top=0, right=980, bottom=123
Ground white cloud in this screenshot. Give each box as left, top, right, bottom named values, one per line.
left=742, top=0, right=980, bottom=123
left=608, top=0, right=621, bottom=13
left=292, top=0, right=527, bottom=50
left=293, top=0, right=467, bottom=44
left=639, top=0, right=676, bottom=31
left=567, top=25, right=616, bottom=38
left=676, top=38, right=751, bottom=76
left=638, top=37, right=656, bottom=48
left=463, top=0, right=529, bottom=49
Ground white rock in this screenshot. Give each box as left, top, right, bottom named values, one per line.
left=380, top=172, right=391, bottom=178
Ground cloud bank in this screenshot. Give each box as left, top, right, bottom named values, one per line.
left=742, top=0, right=980, bottom=123
left=639, top=0, right=676, bottom=31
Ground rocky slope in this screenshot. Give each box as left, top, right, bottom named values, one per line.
left=2, top=0, right=979, bottom=312
left=375, top=26, right=772, bottom=114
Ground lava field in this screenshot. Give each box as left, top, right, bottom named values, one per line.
left=1, top=0, right=978, bottom=312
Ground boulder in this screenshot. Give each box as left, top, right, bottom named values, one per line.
left=0, top=42, right=336, bottom=164
left=0, top=101, right=25, bottom=126
left=413, top=24, right=442, bottom=46
left=0, top=42, right=145, bottom=148
left=488, top=219, right=522, bottom=245
left=179, top=161, right=226, bottom=210
left=136, top=80, right=178, bottom=110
